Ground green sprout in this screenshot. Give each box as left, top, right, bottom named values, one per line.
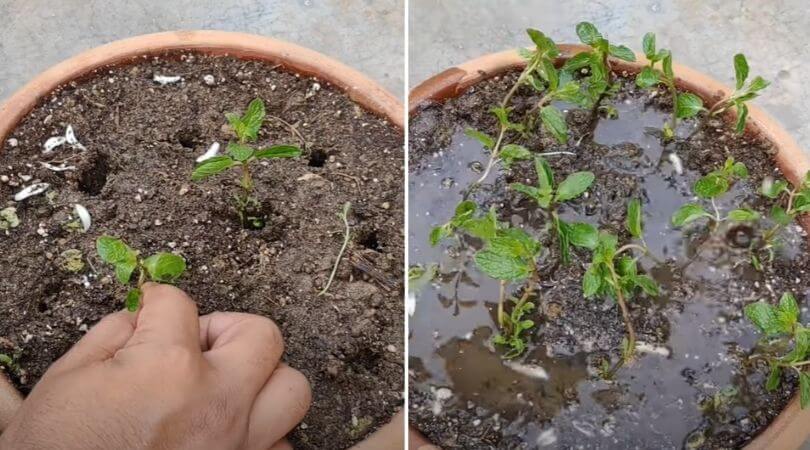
left=192, top=98, right=302, bottom=229
left=511, top=156, right=598, bottom=264
left=671, top=157, right=751, bottom=227
left=752, top=171, right=810, bottom=269
left=583, top=201, right=658, bottom=362
left=318, top=202, right=351, bottom=296
left=635, top=32, right=704, bottom=140
left=705, top=54, right=770, bottom=134
left=744, top=292, right=810, bottom=408
left=96, top=236, right=186, bottom=311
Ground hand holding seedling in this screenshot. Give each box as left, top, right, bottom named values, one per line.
left=0, top=284, right=311, bottom=450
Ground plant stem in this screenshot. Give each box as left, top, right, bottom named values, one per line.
left=497, top=280, right=507, bottom=328
left=666, top=80, right=678, bottom=139
left=711, top=198, right=722, bottom=222
left=616, top=244, right=648, bottom=257
left=607, top=263, right=636, bottom=361
left=318, top=202, right=352, bottom=296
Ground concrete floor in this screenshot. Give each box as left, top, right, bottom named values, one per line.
left=410, top=0, right=810, bottom=156
left=0, top=0, right=404, bottom=100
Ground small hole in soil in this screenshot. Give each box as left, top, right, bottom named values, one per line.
left=358, top=230, right=382, bottom=251
left=176, top=128, right=200, bottom=149
left=726, top=225, right=754, bottom=249
left=37, top=301, right=48, bottom=313
left=78, top=154, right=109, bottom=196
left=308, top=149, right=328, bottom=167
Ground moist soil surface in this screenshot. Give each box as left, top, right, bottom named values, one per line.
left=409, top=70, right=810, bottom=449
left=0, top=52, right=403, bottom=450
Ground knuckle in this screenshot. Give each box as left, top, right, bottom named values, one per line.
left=159, top=345, right=199, bottom=374
left=250, top=316, right=284, bottom=351
left=284, top=367, right=312, bottom=418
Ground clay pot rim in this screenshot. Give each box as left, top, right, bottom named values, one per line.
left=409, top=44, right=810, bottom=450
left=0, top=30, right=404, bottom=140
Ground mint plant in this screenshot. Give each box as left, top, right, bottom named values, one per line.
left=752, top=171, right=810, bottom=269
left=671, top=157, right=752, bottom=227
left=744, top=292, right=810, bottom=408
left=96, top=236, right=186, bottom=311
left=635, top=32, right=703, bottom=140
left=583, top=201, right=658, bottom=362
left=511, top=156, right=598, bottom=264
left=704, top=54, right=770, bottom=134
left=192, top=98, right=302, bottom=229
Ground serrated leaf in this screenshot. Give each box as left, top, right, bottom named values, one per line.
left=735, top=102, right=749, bottom=134
left=770, top=205, right=792, bottom=226
left=583, top=265, right=602, bottom=297
left=563, top=52, right=592, bottom=72
left=500, top=144, right=532, bottom=169
left=568, top=222, right=599, bottom=249
left=748, top=76, right=770, bottom=93
left=626, top=199, right=643, bottom=239
left=734, top=54, right=749, bottom=90
left=460, top=216, right=498, bottom=242
left=511, top=183, right=542, bottom=202
left=617, top=255, right=637, bottom=277
left=490, top=106, right=511, bottom=127
left=192, top=156, right=238, bottom=181
left=239, top=98, right=266, bottom=142
left=694, top=173, right=729, bottom=199
left=728, top=209, right=760, bottom=222
left=555, top=216, right=572, bottom=265
left=777, top=292, right=799, bottom=330
left=540, top=59, right=559, bottom=91
left=634, top=275, right=659, bottom=296
left=492, top=228, right=540, bottom=259
left=635, top=67, right=660, bottom=89
left=555, top=171, right=595, bottom=202
left=453, top=200, right=477, bottom=223
left=474, top=248, right=530, bottom=281
left=526, top=28, right=558, bottom=57
left=642, top=32, right=656, bottom=59
left=744, top=301, right=782, bottom=336
left=540, top=106, right=568, bottom=144
left=671, top=203, right=712, bottom=227
left=675, top=93, right=704, bottom=119
left=429, top=225, right=450, bottom=247
left=662, top=52, right=674, bottom=79
left=465, top=128, right=494, bottom=149
left=730, top=161, right=749, bottom=178
left=609, top=45, right=636, bottom=62
left=227, top=142, right=255, bottom=161
left=125, top=288, right=142, bottom=312
left=254, top=145, right=302, bottom=159
left=766, top=362, right=781, bottom=392
left=535, top=156, right=555, bottom=192
left=576, top=22, right=602, bottom=46
left=96, top=236, right=138, bottom=284
left=142, top=252, right=186, bottom=283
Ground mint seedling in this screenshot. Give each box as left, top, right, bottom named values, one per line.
left=751, top=171, right=810, bottom=269
left=583, top=201, right=658, bottom=362
left=671, top=157, right=751, bottom=227
left=96, top=236, right=186, bottom=311
left=318, top=202, right=351, bottom=296
left=705, top=54, right=770, bottom=134
left=511, top=156, right=598, bottom=264
left=744, top=292, right=810, bottom=408
left=192, top=98, right=301, bottom=228
left=635, top=32, right=704, bottom=140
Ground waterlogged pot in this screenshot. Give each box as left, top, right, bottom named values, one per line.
left=0, top=30, right=403, bottom=430
left=409, top=45, right=810, bottom=450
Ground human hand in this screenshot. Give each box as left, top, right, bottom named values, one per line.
left=0, top=283, right=311, bottom=450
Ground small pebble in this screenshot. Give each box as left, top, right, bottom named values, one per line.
left=203, top=74, right=216, bottom=86
left=7, top=138, right=18, bottom=147
left=381, top=202, right=390, bottom=210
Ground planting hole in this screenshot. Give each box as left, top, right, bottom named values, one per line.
left=308, top=149, right=328, bottom=167
left=358, top=229, right=382, bottom=251
left=78, top=154, right=109, bottom=196
left=726, top=225, right=754, bottom=249
left=176, top=128, right=200, bottom=149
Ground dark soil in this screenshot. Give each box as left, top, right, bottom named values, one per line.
left=0, top=52, right=403, bottom=450
left=408, top=69, right=810, bottom=449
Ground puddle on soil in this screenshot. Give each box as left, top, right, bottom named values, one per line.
left=409, top=96, right=807, bottom=448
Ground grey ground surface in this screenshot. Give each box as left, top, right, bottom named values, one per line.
left=410, top=0, right=810, bottom=156
left=0, top=0, right=404, bottom=100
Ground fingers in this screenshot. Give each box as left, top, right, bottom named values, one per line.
left=244, top=365, right=312, bottom=450
left=199, top=312, right=285, bottom=402
left=124, top=283, right=200, bottom=351
left=45, top=310, right=136, bottom=377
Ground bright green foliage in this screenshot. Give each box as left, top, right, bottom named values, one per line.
left=625, top=198, right=643, bottom=239
left=745, top=292, right=810, bottom=408
left=96, top=236, right=186, bottom=311
left=672, top=158, right=751, bottom=227
left=709, top=54, right=770, bottom=133
left=582, top=232, right=659, bottom=301
left=751, top=171, right=810, bottom=269
left=493, top=296, right=536, bottom=358
left=511, top=156, right=597, bottom=263
left=193, top=98, right=301, bottom=228
left=635, top=32, right=703, bottom=140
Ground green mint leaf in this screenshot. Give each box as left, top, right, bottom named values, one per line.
left=429, top=225, right=450, bottom=247
left=225, top=112, right=243, bottom=133
left=540, top=59, right=559, bottom=91
left=526, top=28, right=559, bottom=57
left=452, top=200, right=477, bottom=224
left=583, top=265, right=602, bottom=297
left=567, top=222, right=599, bottom=250
left=517, top=47, right=534, bottom=61
left=733, top=54, right=749, bottom=90
left=96, top=236, right=138, bottom=284
left=617, top=256, right=637, bottom=277
left=671, top=203, right=712, bottom=227
left=642, top=32, right=656, bottom=59
left=491, top=228, right=541, bottom=260
left=735, top=103, right=749, bottom=134
left=562, top=52, right=592, bottom=72
left=408, top=264, right=438, bottom=295
left=770, top=205, right=792, bottom=226
left=675, top=93, right=704, bottom=119
left=511, top=183, right=542, bottom=203
left=555, top=171, right=595, bottom=202
left=576, top=22, right=602, bottom=46
left=802, top=373, right=810, bottom=409
left=728, top=209, right=760, bottom=222
left=694, top=173, right=729, bottom=199
left=609, top=45, right=636, bottom=62
left=474, top=248, right=530, bottom=281
left=227, top=142, right=255, bottom=162
left=766, top=362, right=782, bottom=392
left=761, top=178, right=789, bottom=199
left=459, top=215, right=498, bottom=242
left=500, top=144, right=532, bottom=169
left=730, top=160, right=749, bottom=178
left=192, top=156, right=238, bottom=181
left=634, top=275, right=659, bottom=296
left=662, top=52, right=674, bottom=79
left=465, top=128, right=495, bottom=149
left=635, top=67, right=660, bottom=89
left=626, top=198, right=643, bottom=239
left=747, top=76, right=770, bottom=93
left=490, top=106, right=511, bottom=127
left=254, top=145, right=302, bottom=159
left=744, top=301, right=782, bottom=336
left=554, top=82, right=589, bottom=107
left=535, top=156, right=555, bottom=192
left=540, top=106, right=568, bottom=144
left=240, top=98, right=266, bottom=142
left=142, top=252, right=186, bottom=283
left=125, top=288, right=142, bottom=312
left=777, top=292, right=799, bottom=331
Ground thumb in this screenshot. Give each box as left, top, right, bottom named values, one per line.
left=124, top=283, right=200, bottom=351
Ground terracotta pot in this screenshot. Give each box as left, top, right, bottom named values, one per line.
left=409, top=45, right=810, bottom=450
left=0, top=30, right=403, bottom=430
